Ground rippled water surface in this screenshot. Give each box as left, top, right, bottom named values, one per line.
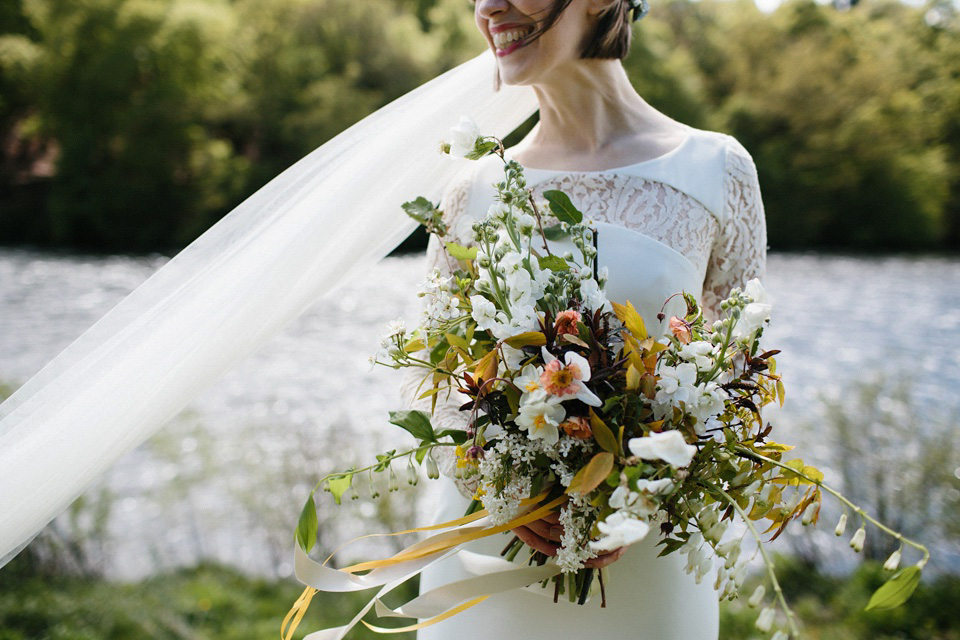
left=1, top=250, right=958, bottom=577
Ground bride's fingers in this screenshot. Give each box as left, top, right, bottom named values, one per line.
left=511, top=525, right=559, bottom=556
left=584, top=546, right=626, bottom=569
left=524, top=518, right=563, bottom=542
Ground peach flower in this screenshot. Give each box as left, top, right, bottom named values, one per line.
left=669, top=316, right=692, bottom=344
left=561, top=416, right=592, bottom=439
left=554, top=310, right=582, bottom=337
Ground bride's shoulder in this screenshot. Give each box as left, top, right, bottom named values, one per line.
left=682, top=126, right=757, bottom=175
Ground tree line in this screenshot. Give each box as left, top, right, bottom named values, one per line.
left=0, top=0, right=958, bottom=253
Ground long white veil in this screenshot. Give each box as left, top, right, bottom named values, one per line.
left=0, top=51, right=537, bottom=565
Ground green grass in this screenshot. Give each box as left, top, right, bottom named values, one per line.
left=1, top=555, right=957, bottom=639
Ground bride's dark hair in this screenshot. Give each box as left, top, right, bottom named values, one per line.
left=531, top=0, right=634, bottom=60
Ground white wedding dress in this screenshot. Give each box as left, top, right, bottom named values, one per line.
left=410, top=124, right=767, bottom=640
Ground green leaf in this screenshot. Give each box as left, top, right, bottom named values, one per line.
left=465, top=139, right=498, bottom=161
left=865, top=566, right=922, bottom=611
left=445, top=242, right=478, bottom=261
left=537, top=255, right=571, bottom=271
left=327, top=474, right=353, bottom=506
left=543, top=224, right=569, bottom=241
left=374, top=450, right=397, bottom=472
left=415, top=447, right=428, bottom=464
left=542, top=190, right=583, bottom=224
left=296, top=493, right=319, bottom=552
left=389, top=410, right=437, bottom=443
left=435, top=429, right=469, bottom=445
left=401, top=196, right=438, bottom=225
left=503, top=331, right=547, bottom=348
left=656, top=537, right=686, bottom=557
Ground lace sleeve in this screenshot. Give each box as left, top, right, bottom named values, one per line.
left=702, top=138, right=768, bottom=321
left=398, top=174, right=478, bottom=498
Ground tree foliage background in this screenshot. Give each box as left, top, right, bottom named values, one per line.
left=0, top=0, right=958, bottom=253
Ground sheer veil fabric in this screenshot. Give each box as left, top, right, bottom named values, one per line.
left=0, top=52, right=537, bottom=565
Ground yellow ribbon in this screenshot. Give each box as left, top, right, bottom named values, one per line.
left=283, top=493, right=564, bottom=639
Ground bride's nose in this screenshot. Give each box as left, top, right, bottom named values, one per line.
left=476, top=0, right=511, bottom=18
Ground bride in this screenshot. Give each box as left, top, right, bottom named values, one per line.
left=0, top=1, right=763, bottom=636
left=412, top=0, right=766, bottom=638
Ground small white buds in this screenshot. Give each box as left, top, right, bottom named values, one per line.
left=388, top=464, right=400, bottom=492
left=755, top=606, right=775, bottom=632
left=406, top=457, right=419, bottom=486
left=835, top=513, right=847, bottom=536
left=883, top=547, right=902, bottom=572
left=425, top=450, right=440, bottom=479
left=850, top=525, right=866, bottom=552
left=748, top=584, right=766, bottom=608
left=801, top=502, right=818, bottom=526
left=771, top=631, right=789, bottom=640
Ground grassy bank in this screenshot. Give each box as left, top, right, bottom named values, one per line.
left=2, top=555, right=958, bottom=639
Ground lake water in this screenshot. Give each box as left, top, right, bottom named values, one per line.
left=1, top=249, right=958, bottom=578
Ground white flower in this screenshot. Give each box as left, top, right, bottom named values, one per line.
left=608, top=485, right=657, bottom=518
left=384, top=318, right=406, bottom=338
left=516, top=213, right=536, bottom=234
left=487, top=201, right=511, bottom=221
left=498, top=344, right=527, bottom=374
left=514, top=363, right=544, bottom=396
left=515, top=390, right=565, bottom=445
left=679, top=341, right=716, bottom=370
left=470, top=295, right=499, bottom=333
left=447, top=116, right=482, bottom=158
left=747, top=584, right=766, bottom=608
left=733, top=278, right=772, bottom=338
left=589, top=512, right=650, bottom=552
left=658, top=362, right=698, bottom=394
left=634, top=478, right=675, bottom=494
left=628, top=430, right=698, bottom=468
left=579, top=277, right=608, bottom=311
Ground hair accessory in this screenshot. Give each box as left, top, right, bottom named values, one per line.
left=630, top=0, right=650, bottom=21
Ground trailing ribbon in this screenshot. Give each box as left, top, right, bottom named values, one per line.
left=284, top=495, right=566, bottom=639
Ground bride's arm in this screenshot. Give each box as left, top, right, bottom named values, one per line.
left=702, top=138, right=768, bottom=321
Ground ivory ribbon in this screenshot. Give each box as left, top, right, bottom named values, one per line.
left=286, top=495, right=568, bottom=639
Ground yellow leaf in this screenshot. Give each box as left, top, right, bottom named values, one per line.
left=776, top=379, right=786, bottom=407
left=473, top=349, right=499, bottom=385
left=567, top=452, right=615, bottom=496
left=559, top=333, right=589, bottom=348
left=503, top=331, right=547, bottom=348
left=445, top=332, right=471, bottom=353
left=403, top=338, right=425, bottom=353
left=612, top=301, right=648, bottom=340
left=626, top=364, right=641, bottom=391
left=621, top=333, right=646, bottom=371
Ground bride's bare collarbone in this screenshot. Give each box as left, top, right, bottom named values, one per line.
left=510, top=121, right=691, bottom=173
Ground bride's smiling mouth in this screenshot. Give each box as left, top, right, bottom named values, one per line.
left=490, top=24, right=535, bottom=57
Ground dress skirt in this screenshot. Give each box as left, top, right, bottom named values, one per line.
left=416, top=476, right=720, bottom=640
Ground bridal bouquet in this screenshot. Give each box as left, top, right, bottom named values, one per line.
left=285, top=120, right=929, bottom=640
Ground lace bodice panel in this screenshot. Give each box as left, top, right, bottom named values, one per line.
left=407, top=135, right=767, bottom=486
left=428, top=136, right=766, bottom=321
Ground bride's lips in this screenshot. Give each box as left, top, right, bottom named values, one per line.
left=489, top=22, right=534, bottom=58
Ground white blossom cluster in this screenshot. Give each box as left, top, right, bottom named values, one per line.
left=418, top=268, right=462, bottom=331
left=555, top=493, right=599, bottom=572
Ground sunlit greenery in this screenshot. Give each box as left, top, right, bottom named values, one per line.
left=0, top=0, right=957, bottom=252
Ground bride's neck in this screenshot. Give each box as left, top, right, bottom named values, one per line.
left=529, top=60, right=649, bottom=156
